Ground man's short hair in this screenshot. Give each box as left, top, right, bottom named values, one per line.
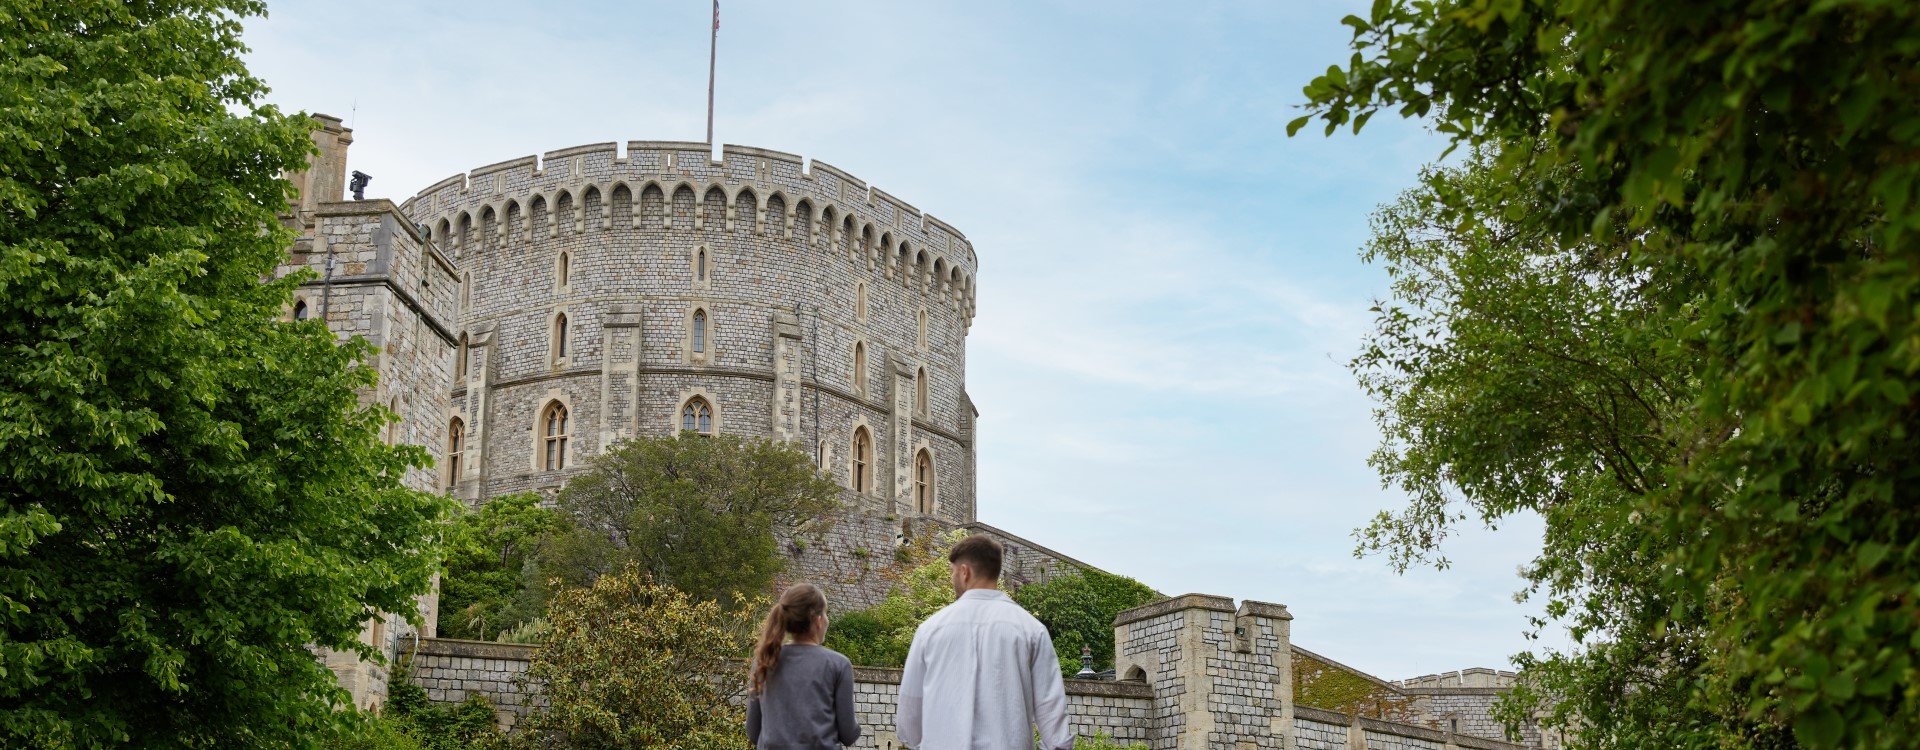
left=947, top=534, right=1003, bottom=581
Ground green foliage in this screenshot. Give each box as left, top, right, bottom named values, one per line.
left=0, top=2, right=454, bottom=746
left=1292, top=653, right=1416, bottom=721
left=1350, top=144, right=1727, bottom=748
left=1301, top=2, right=1920, bottom=747
left=323, top=678, right=499, bottom=750
left=438, top=493, right=562, bottom=640
left=822, top=529, right=964, bottom=667
left=826, top=532, right=1154, bottom=676
left=1012, top=570, right=1158, bottom=677
left=382, top=672, right=502, bottom=750
left=324, top=716, right=425, bottom=750
left=541, top=433, right=841, bottom=604
left=1075, top=732, right=1148, bottom=750
left=507, top=567, right=757, bottom=750
left=821, top=609, right=899, bottom=668
left=494, top=617, right=550, bottom=645
left=1037, top=731, right=1147, bottom=750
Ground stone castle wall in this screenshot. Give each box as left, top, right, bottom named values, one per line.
left=402, top=141, right=979, bottom=530
left=405, top=595, right=1537, bottom=750
left=280, top=116, right=462, bottom=709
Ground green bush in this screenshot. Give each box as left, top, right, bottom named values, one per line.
left=438, top=493, right=561, bottom=640
left=1034, top=731, right=1145, bottom=750
left=823, top=610, right=901, bottom=667
left=1076, top=735, right=1148, bottom=750
left=1012, top=570, right=1159, bottom=677
left=504, top=567, right=758, bottom=750
left=384, top=675, right=500, bottom=750
left=325, top=716, right=424, bottom=750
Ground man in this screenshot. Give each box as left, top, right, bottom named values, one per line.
left=897, top=535, right=1072, bottom=750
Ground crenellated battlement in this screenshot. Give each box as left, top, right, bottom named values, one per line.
left=398, top=141, right=979, bottom=320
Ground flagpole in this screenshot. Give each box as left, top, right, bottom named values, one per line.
left=706, top=0, right=718, bottom=145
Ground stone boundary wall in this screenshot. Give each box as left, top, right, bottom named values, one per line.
left=1293, top=706, right=1530, bottom=750
left=847, top=665, right=1154, bottom=748
left=403, top=638, right=1152, bottom=744
left=401, top=638, right=542, bottom=730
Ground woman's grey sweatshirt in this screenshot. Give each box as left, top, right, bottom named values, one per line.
left=746, top=644, right=862, bottom=749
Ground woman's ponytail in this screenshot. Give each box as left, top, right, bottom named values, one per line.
left=749, top=583, right=827, bottom=694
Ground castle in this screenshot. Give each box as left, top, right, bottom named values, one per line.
left=279, top=115, right=1560, bottom=750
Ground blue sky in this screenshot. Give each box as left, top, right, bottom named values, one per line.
left=244, top=0, right=1561, bottom=679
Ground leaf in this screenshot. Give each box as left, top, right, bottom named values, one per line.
left=1794, top=706, right=1844, bottom=747
left=1287, top=114, right=1314, bottom=137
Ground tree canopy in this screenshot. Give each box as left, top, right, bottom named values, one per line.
left=438, top=493, right=560, bottom=641
left=1299, top=2, right=1920, bottom=747
left=0, top=1, right=452, bottom=746
left=542, top=433, right=841, bottom=604
left=1012, top=569, right=1159, bottom=678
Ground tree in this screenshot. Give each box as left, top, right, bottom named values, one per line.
left=0, top=2, right=452, bottom=747
left=1299, top=2, right=1920, bottom=747
left=439, top=493, right=562, bottom=640
left=542, top=433, right=840, bottom=604
left=507, top=567, right=756, bottom=750
left=1353, top=148, right=1720, bottom=746
left=1012, top=570, right=1158, bottom=677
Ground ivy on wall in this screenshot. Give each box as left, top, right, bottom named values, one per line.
left=1292, top=653, right=1418, bottom=722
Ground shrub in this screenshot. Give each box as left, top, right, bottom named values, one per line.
left=505, top=567, right=758, bottom=750
left=1012, top=570, right=1160, bottom=676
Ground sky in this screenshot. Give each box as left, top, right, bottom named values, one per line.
left=242, top=0, right=1566, bottom=679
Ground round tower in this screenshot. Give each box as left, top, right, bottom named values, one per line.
left=401, top=142, right=978, bottom=526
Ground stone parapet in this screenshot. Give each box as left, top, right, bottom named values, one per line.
left=1292, top=707, right=1534, bottom=750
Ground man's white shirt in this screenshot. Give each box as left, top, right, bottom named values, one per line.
left=896, top=589, right=1072, bottom=750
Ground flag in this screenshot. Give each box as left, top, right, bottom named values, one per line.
left=713, top=1, right=719, bottom=30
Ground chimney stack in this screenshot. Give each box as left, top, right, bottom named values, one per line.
left=286, top=114, right=354, bottom=226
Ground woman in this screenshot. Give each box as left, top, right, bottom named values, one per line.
left=747, top=583, right=861, bottom=749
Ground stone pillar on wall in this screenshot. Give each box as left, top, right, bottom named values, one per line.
left=601, top=305, right=642, bottom=449
left=1114, top=594, right=1294, bottom=750
left=887, top=354, right=916, bottom=517
left=463, top=324, right=495, bottom=504
left=771, top=310, right=804, bottom=442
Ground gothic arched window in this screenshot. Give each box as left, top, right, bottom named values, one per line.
left=557, top=252, right=570, bottom=288
left=681, top=396, right=714, bottom=435
left=455, top=332, right=469, bottom=382
left=542, top=402, right=569, bottom=471
left=855, top=282, right=868, bottom=321
left=917, top=308, right=928, bottom=349
left=292, top=299, right=308, bottom=320
left=692, top=309, right=708, bottom=354
left=915, top=449, right=934, bottom=514
left=446, top=417, right=465, bottom=490
left=851, top=427, right=873, bottom=494
left=916, top=367, right=929, bottom=416
left=552, top=313, right=569, bottom=361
